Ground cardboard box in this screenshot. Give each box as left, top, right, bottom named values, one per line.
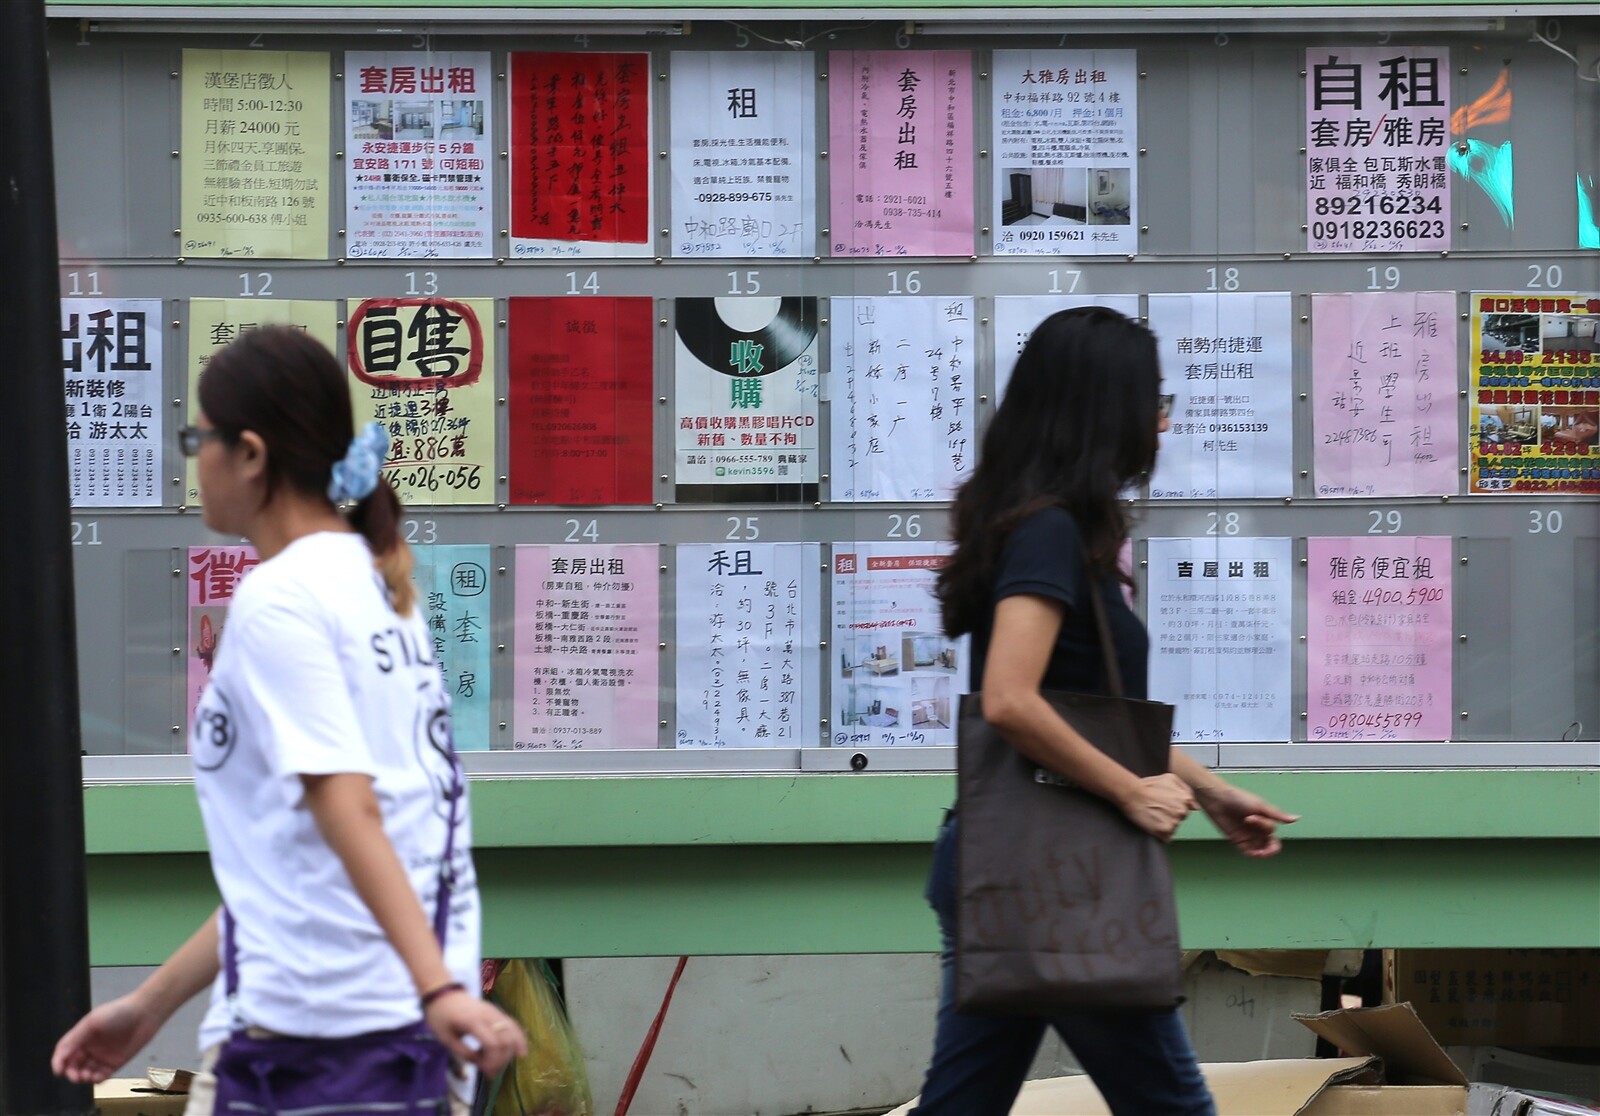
left=94, top=1079, right=188, bottom=1116
left=1389, top=949, right=1600, bottom=1047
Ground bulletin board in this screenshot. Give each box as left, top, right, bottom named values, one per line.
left=47, top=10, right=1600, bottom=779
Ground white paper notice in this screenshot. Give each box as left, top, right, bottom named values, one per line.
left=993, top=295, right=1140, bottom=403
left=61, top=298, right=163, bottom=507
left=1311, top=291, right=1458, bottom=497
left=1148, top=292, right=1294, bottom=500
left=992, top=50, right=1137, bottom=257
left=669, top=52, right=816, bottom=259
left=829, top=297, right=975, bottom=502
left=675, top=543, right=822, bottom=747
left=1146, top=537, right=1294, bottom=743
left=345, top=52, right=493, bottom=258
left=831, top=543, right=967, bottom=748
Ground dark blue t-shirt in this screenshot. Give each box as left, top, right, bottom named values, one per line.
left=968, top=507, right=1148, bottom=700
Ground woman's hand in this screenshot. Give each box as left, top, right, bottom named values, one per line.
left=52, top=992, right=164, bottom=1085
left=1195, top=783, right=1298, bottom=858
left=1117, top=773, right=1197, bottom=841
left=424, top=991, right=529, bottom=1079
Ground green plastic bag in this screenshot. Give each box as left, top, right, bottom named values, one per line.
left=485, top=959, right=594, bottom=1116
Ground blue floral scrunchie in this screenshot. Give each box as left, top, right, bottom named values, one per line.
left=327, top=422, right=390, bottom=503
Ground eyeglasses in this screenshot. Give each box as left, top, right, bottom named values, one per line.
left=1158, top=393, right=1176, bottom=420
left=177, top=425, right=225, bottom=457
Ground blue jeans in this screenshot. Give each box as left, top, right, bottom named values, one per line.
left=911, top=819, right=1216, bottom=1116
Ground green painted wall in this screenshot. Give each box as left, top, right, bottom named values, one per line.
left=85, top=771, right=1600, bottom=965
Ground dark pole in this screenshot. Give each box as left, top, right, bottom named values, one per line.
left=0, top=1, right=94, bottom=1113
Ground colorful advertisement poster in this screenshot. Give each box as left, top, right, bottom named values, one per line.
left=675, top=543, right=822, bottom=748
left=344, top=51, right=493, bottom=259
left=830, top=542, right=967, bottom=748
left=1146, top=537, right=1294, bottom=743
left=1305, top=47, right=1450, bottom=254
left=828, top=297, right=974, bottom=502
left=993, top=295, right=1139, bottom=403
left=669, top=52, right=816, bottom=258
left=992, top=50, right=1137, bottom=257
left=1312, top=291, right=1458, bottom=498
left=412, top=545, right=492, bottom=752
left=185, top=299, right=338, bottom=505
left=511, top=544, right=659, bottom=749
left=346, top=297, right=494, bottom=505
left=828, top=50, right=975, bottom=257
left=509, top=52, right=651, bottom=258
left=180, top=49, right=330, bottom=259
left=1148, top=292, right=1294, bottom=500
left=1470, top=292, right=1600, bottom=494
left=674, top=297, right=819, bottom=500
left=186, top=545, right=260, bottom=734
left=507, top=297, right=654, bottom=505
left=61, top=298, right=162, bottom=508
left=1306, top=536, right=1452, bottom=741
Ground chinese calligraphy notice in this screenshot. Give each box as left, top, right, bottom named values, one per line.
left=828, top=297, right=974, bottom=501
left=669, top=52, right=816, bottom=258
left=675, top=296, right=820, bottom=500
left=831, top=543, right=966, bottom=747
left=1469, top=292, right=1600, bottom=494
left=344, top=51, right=493, bottom=259
left=412, top=545, right=492, bottom=751
left=828, top=51, right=975, bottom=257
left=61, top=298, right=162, bottom=507
left=509, top=52, right=651, bottom=258
left=347, top=297, right=494, bottom=505
left=507, top=297, right=654, bottom=505
left=186, top=299, right=338, bottom=504
left=992, top=50, right=1138, bottom=257
left=512, top=544, right=659, bottom=749
left=675, top=543, right=822, bottom=748
left=1147, top=292, right=1293, bottom=500
left=180, top=49, right=330, bottom=259
left=1306, top=536, right=1452, bottom=741
left=187, top=545, right=260, bottom=734
left=1305, top=47, right=1451, bottom=253
left=1146, top=537, right=1293, bottom=743
left=993, top=295, right=1139, bottom=403
left=1312, top=292, right=1458, bottom=498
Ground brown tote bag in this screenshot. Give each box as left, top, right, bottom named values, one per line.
left=954, top=581, right=1186, bottom=1015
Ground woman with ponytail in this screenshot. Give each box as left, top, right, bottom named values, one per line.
left=54, top=326, right=525, bottom=1113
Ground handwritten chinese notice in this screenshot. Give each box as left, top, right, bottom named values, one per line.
left=674, top=296, right=819, bottom=500
left=1470, top=292, right=1600, bottom=494
left=1146, top=537, right=1293, bottom=743
left=1312, top=292, right=1457, bottom=498
left=61, top=299, right=162, bottom=508
left=829, top=297, right=974, bottom=501
left=344, top=51, right=492, bottom=258
left=669, top=52, right=815, bottom=258
left=512, top=544, right=659, bottom=749
left=507, top=297, right=654, bottom=505
left=186, top=299, right=338, bottom=505
left=412, top=545, right=491, bottom=751
left=186, top=545, right=260, bottom=734
left=675, top=543, right=821, bottom=748
left=831, top=543, right=966, bottom=748
left=1306, top=536, right=1452, bottom=741
left=1148, top=292, right=1293, bottom=500
left=509, top=52, right=650, bottom=258
left=180, top=49, right=330, bottom=259
left=346, top=297, right=493, bottom=506
left=992, top=50, right=1137, bottom=257
left=828, top=50, right=974, bottom=257
left=993, top=295, right=1139, bottom=403
left=1305, top=47, right=1450, bottom=253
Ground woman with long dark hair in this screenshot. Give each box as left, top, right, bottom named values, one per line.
left=911, top=306, right=1297, bottom=1115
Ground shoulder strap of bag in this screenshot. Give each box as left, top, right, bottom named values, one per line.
left=1080, top=544, right=1125, bottom=700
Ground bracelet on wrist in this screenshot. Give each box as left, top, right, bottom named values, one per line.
left=420, top=981, right=466, bottom=1009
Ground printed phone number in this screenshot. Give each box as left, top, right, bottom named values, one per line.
left=1312, top=194, right=1443, bottom=216
left=1310, top=219, right=1445, bottom=240
left=696, top=192, right=774, bottom=204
